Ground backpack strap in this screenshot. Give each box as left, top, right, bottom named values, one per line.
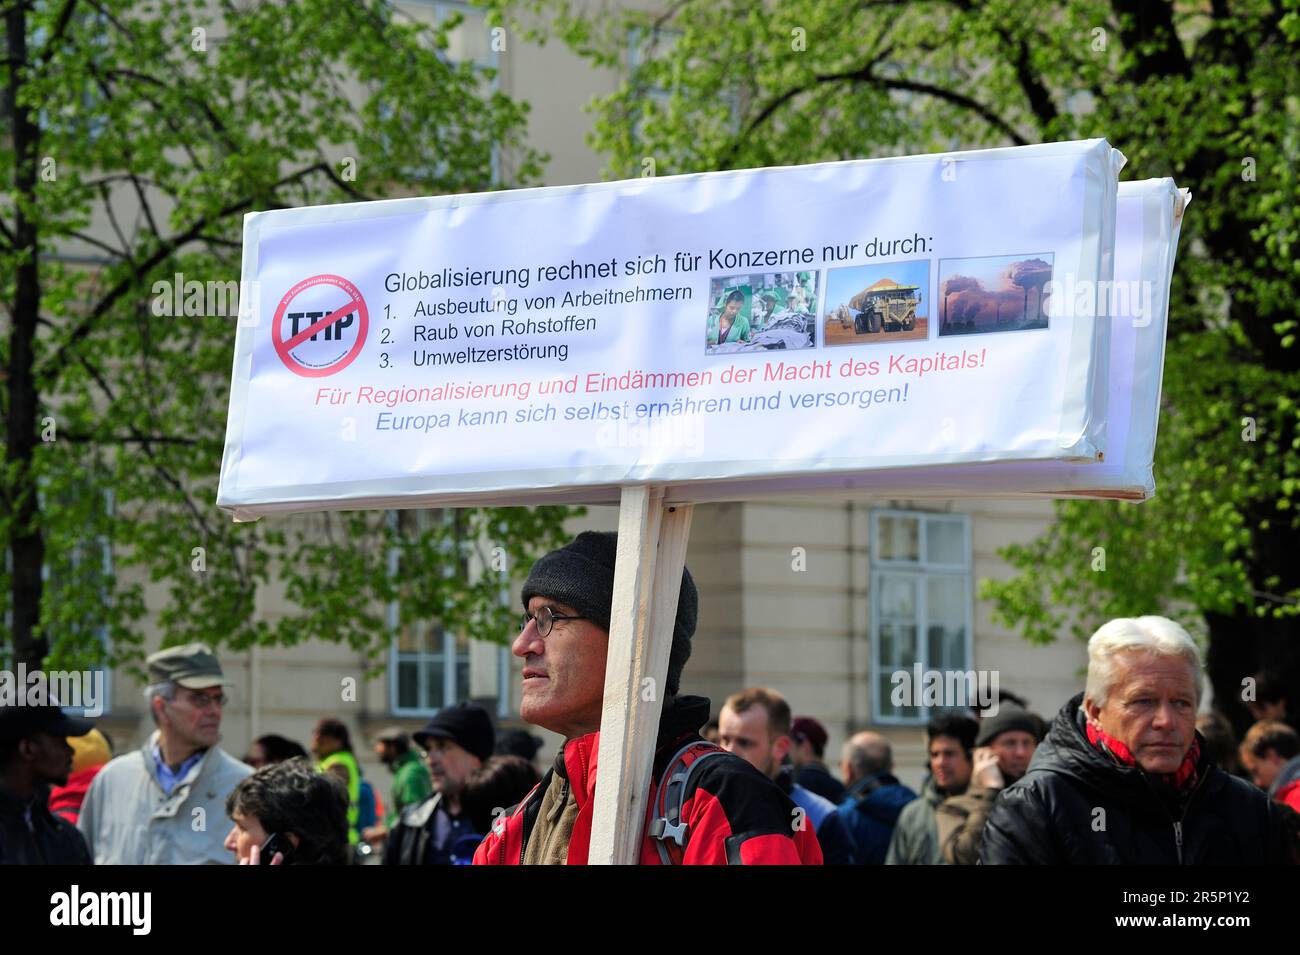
left=646, top=739, right=730, bottom=865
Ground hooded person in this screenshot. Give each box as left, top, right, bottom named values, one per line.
left=474, top=531, right=821, bottom=865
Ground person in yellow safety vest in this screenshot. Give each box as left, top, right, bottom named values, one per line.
left=311, top=718, right=361, bottom=845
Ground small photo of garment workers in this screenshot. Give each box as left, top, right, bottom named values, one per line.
left=705, top=271, right=819, bottom=355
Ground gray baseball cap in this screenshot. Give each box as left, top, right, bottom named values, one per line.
left=146, top=643, right=229, bottom=689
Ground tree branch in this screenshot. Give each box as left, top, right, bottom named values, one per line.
left=719, top=61, right=1027, bottom=168
left=60, top=431, right=198, bottom=445
left=997, top=29, right=1058, bottom=132
left=95, top=182, right=137, bottom=258
left=105, top=67, right=241, bottom=157
left=71, top=350, right=223, bottom=553
left=40, top=162, right=334, bottom=380
left=36, top=0, right=79, bottom=67
left=69, top=228, right=129, bottom=261
left=1109, top=0, right=1190, bottom=81
left=877, top=75, right=1029, bottom=144
left=81, top=173, right=162, bottom=191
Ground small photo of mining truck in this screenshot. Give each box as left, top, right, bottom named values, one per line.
left=845, top=280, right=921, bottom=333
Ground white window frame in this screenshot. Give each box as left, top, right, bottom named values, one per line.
left=413, top=0, right=500, bottom=73
left=429, top=0, right=500, bottom=184
left=869, top=508, right=973, bottom=726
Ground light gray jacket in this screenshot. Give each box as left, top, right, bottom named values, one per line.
left=884, top=777, right=945, bottom=865
left=78, top=731, right=252, bottom=864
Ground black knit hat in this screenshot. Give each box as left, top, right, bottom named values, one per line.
left=521, top=531, right=699, bottom=695
left=413, top=702, right=495, bottom=762
left=976, top=704, right=1045, bottom=747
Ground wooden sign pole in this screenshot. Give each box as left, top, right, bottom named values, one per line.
left=588, top=485, right=694, bottom=865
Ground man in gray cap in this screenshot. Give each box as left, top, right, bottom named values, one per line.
left=0, top=701, right=96, bottom=863
left=474, top=531, right=821, bottom=865
left=78, top=643, right=251, bottom=864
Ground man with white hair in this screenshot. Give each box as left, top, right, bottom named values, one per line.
left=79, top=644, right=251, bottom=864
left=980, top=616, right=1296, bottom=864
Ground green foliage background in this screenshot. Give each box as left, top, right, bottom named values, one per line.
left=2, top=0, right=578, bottom=674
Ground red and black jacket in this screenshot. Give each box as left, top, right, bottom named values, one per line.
left=473, top=695, right=823, bottom=865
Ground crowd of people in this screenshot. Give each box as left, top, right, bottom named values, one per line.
left=3, top=531, right=1299, bottom=865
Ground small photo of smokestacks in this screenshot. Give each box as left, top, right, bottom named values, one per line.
left=937, top=253, right=1053, bottom=337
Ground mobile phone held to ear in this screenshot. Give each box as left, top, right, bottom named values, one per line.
left=259, top=832, right=294, bottom=865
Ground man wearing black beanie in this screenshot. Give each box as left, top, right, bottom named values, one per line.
left=937, top=702, right=1044, bottom=865
left=473, top=531, right=821, bottom=865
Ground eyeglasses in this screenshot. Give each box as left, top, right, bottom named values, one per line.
left=181, top=690, right=227, bottom=710
left=519, top=605, right=588, bottom=638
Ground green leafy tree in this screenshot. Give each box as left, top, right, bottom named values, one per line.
left=494, top=0, right=1300, bottom=725
left=2, top=0, right=576, bottom=673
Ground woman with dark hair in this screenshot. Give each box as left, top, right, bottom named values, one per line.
left=224, top=757, right=349, bottom=865
left=708, top=288, right=750, bottom=346
left=444, top=756, right=542, bottom=864
left=245, top=734, right=308, bottom=769
left=463, top=755, right=541, bottom=837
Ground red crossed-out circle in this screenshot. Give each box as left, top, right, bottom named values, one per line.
left=271, top=274, right=369, bottom=378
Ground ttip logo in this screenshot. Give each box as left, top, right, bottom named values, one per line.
left=271, top=274, right=369, bottom=378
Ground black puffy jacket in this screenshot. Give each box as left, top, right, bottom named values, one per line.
left=980, top=693, right=1294, bottom=865
left=0, top=784, right=92, bottom=865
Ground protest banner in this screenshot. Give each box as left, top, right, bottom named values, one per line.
left=217, top=139, right=1125, bottom=520
left=670, top=179, right=1190, bottom=503
left=216, top=139, right=1144, bottom=863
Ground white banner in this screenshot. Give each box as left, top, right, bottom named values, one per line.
left=218, top=140, right=1125, bottom=518
left=676, top=179, right=1189, bottom=503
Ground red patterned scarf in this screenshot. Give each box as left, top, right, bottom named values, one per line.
left=1086, top=722, right=1200, bottom=791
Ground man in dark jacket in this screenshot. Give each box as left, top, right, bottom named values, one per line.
left=474, top=531, right=821, bottom=865
left=0, top=701, right=95, bottom=864
left=981, top=616, right=1297, bottom=865
left=837, top=731, right=917, bottom=864
left=383, top=703, right=494, bottom=865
